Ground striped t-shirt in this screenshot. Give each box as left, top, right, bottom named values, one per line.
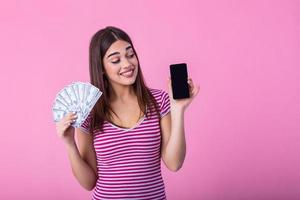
left=80, top=88, right=171, bottom=200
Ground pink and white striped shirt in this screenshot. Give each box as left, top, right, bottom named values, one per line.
left=80, top=88, right=171, bottom=200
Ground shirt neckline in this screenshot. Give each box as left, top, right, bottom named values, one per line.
left=106, top=105, right=147, bottom=132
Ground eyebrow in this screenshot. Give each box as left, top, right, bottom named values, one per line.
left=107, top=46, right=133, bottom=59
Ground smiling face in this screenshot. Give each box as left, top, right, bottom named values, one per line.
left=102, top=40, right=139, bottom=89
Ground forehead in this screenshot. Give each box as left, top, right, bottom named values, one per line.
left=106, top=40, right=132, bottom=53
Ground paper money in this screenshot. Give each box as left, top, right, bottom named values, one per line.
left=52, top=82, right=102, bottom=127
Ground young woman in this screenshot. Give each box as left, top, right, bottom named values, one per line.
left=56, top=26, right=199, bottom=200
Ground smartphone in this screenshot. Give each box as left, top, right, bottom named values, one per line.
left=170, top=63, right=190, bottom=99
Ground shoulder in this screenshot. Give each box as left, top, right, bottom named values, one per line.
left=148, top=88, right=169, bottom=102
left=147, top=88, right=170, bottom=116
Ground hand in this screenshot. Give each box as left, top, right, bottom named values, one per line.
left=55, top=112, right=78, bottom=145
left=167, top=77, right=200, bottom=111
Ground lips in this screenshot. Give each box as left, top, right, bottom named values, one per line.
left=120, top=68, right=135, bottom=77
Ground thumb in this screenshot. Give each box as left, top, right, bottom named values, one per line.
left=167, top=77, right=173, bottom=95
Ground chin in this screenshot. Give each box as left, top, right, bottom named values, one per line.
left=121, top=74, right=138, bottom=85
left=125, top=78, right=137, bottom=85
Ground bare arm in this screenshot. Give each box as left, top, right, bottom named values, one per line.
left=56, top=112, right=97, bottom=191
left=161, top=108, right=186, bottom=172
left=65, top=128, right=98, bottom=190
left=160, top=77, right=199, bottom=171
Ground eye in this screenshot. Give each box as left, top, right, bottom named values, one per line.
left=111, top=59, right=120, bottom=64
left=127, top=53, right=135, bottom=58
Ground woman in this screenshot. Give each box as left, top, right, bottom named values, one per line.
left=56, top=26, right=199, bottom=200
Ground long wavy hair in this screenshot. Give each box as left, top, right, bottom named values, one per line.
left=88, top=26, right=160, bottom=133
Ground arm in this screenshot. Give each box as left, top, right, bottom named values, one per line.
left=161, top=77, right=199, bottom=171
left=161, top=108, right=186, bottom=171
left=64, top=128, right=98, bottom=191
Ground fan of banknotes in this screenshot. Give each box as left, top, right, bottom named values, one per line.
left=52, top=81, right=102, bottom=127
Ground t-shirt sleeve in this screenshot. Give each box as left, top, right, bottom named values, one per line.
left=159, top=90, right=171, bottom=118
left=79, top=113, right=92, bottom=134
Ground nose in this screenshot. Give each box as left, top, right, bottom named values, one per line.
left=122, top=57, right=132, bottom=68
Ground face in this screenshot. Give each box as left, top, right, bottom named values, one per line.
left=103, top=40, right=139, bottom=88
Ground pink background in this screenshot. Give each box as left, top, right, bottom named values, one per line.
left=0, top=0, right=299, bottom=199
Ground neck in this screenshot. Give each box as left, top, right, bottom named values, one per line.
left=109, top=83, right=136, bottom=102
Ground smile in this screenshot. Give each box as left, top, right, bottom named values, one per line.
left=120, top=69, right=134, bottom=78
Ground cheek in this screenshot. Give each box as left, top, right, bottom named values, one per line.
left=132, top=57, right=139, bottom=65
left=104, top=63, right=119, bottom=75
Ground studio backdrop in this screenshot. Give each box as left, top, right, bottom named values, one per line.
left=0, top=0, right=299, bottom=199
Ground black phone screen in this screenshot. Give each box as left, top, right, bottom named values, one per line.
left=170, top=63, right=190, bottom=99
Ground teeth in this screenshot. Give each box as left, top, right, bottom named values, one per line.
left=121, top=70, right=133, bottom=76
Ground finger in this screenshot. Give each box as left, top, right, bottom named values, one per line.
left=61, top=116, right=69, bottom=124
left=187, top=78, right=194, bottom=89
left=66, top=119, right=76, bottom=125
left=66, top=112, right=77, bottom=118
left=64, top=121, right=72, bottom=127
left=168, top=77, right=171, bottom=87
left=61, top=122, right=72, bottom=134
left=191, top=85, right=200, bottom=97
left=187, top=77, right=193, bottom=83
left=63, top=112, right=77, bottom=122
left=67, top=112, right=74, bottom=117
left=70, top=114, right=78, bottom=120
left=167, top=77, right=173, bottom=95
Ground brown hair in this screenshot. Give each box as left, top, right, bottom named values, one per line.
left=88, top=26, right=159, bottom=133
